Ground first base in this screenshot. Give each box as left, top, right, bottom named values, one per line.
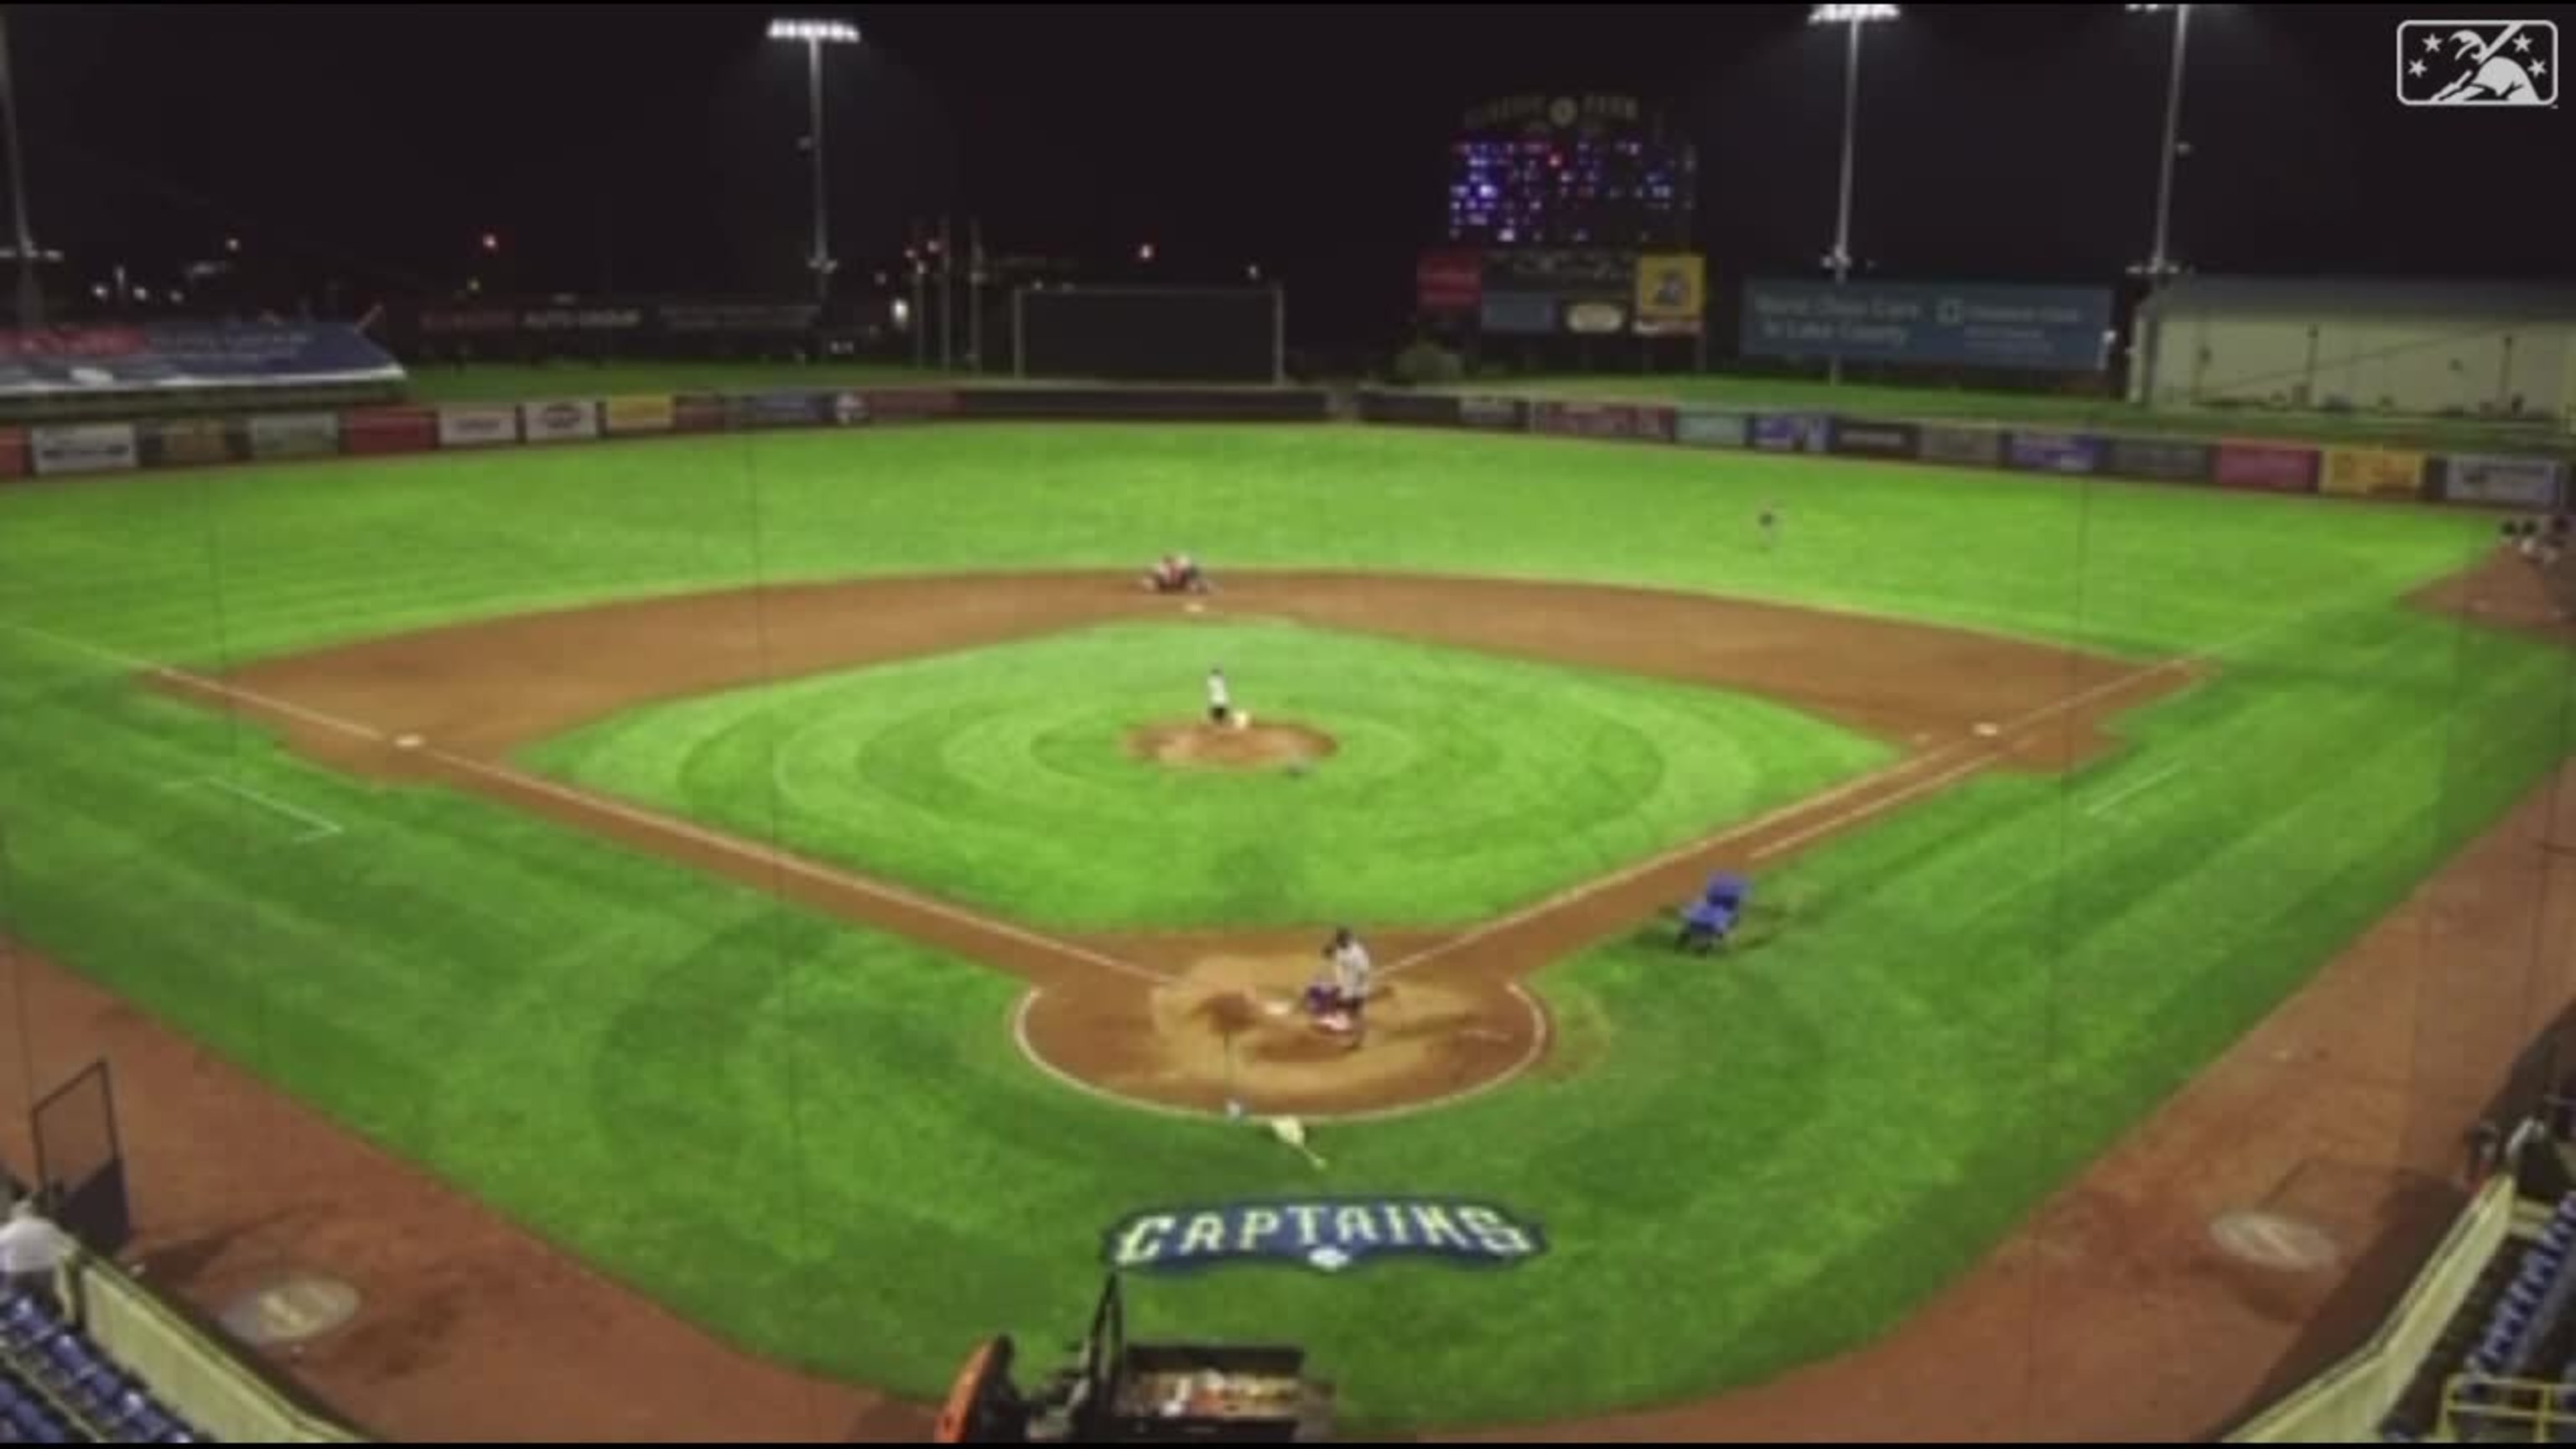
left=1972, top=722, right=2001, bottom=739
left=1234, top=711, right=1252, bottom=730
left=394, top=733, right=424, bottom=750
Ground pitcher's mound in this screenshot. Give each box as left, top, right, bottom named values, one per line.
left=1130, top=720, right=1337, bottom=771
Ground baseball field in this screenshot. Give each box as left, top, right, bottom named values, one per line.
left=0, top=418, right=2564, bottom=1431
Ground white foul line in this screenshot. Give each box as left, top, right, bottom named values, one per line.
left=1379, top=751, right=1958, bottom=980
left=1380, top=606, right=2305, bottom=979
left=3, top=621, right=387, bottom=745
left=415, top=743, right=1174, bottom=987
left=2083, top=761, right=2189, bottom=820
left=1748, top=753, right=1995, bottom=863
left=6, top=618, right=1164, bottom=988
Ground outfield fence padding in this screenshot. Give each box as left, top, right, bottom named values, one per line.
left=13, top=385, right=2569, bottom=529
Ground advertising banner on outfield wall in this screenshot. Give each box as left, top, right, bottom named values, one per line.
left=1359, top=392, right=1466, bottom=427
left=1480, top=294, right=1559, bottom=336
left=2213, top=441, right=2319, bottom=494
left=343, top=408, right=437, bottom=456
left=1675, top=408, right=1749, bottom=449
left=2439, top=454, right=2565, bottom=508
left=1752, top=413, right=1828, bottom=453
left=1917, top=423, right=2003, bottom=467
left=1459, top=395, right=1528, bottom=431
left=1830, top=419, right=1919, bottom=460
left=437, top=406, right=519, bottom=448
left=603, top=396, right=676, bottom=435
left=1741, top=280, right=2114, bottom=372
left=143, top=418, right=240, bottom=468
left=864, top=388, right=963, bottom=421
left=0, top=428, right=24, bottom=479
left=247, top=413, right=342, bottom=460
left=2320, top=447, right=2428, bottom=501
left=1533, top=401, right=1675, bottom=442
left=672, top=393, right=729, bottom=434
left=30, top=423, right=139, bottom=475
left=2006, top=430, right=2103, bottom=475
left=521, top=400, right=600, bottom=444
left=733, top=392, right=823, bottom=428
left=2106, top=437, right=2212, bottom=483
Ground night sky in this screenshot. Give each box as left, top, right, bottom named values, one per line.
left=8, top=3, right=2573, bottom=345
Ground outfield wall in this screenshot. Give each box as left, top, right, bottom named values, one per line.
left=0, top=382, right=2560, bottom=518
left=1355, top=390, right=2569, bottom=512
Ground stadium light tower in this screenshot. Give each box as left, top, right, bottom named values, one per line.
left=2126, top=4, right=2193, bottom=408
left=2127, top=4, right=2192, bottom=285
left=1808, top=3, right=1899, bottom=387
left=768, top=18, right=862, bottom=304
left=0, top=8, right=43, bottom=328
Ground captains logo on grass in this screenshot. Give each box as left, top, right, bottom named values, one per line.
left=2398, top=21, right=2557, bottom=106
left=1105, top=1199, right=1546, bottom=1276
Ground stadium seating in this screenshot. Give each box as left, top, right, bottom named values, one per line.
left=0, top=1294, right=206, bottom=1444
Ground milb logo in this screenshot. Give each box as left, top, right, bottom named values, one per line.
left=2397, top=20, right=2558, bottom=106
left=1105, top=1199, right=1546, bottom=1276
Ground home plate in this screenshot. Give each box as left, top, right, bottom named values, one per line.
left=1973, top=722, right=2001, bottom=739
left=394, top=734, right=424, bottom=750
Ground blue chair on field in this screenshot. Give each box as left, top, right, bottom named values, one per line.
left=1676, top=874, right=1752, bottom=955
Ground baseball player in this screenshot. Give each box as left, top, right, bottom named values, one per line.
left=1324, top=927, right=1373, bottom=1047
left=1206, top=667, right=1233, bottom=726
left=1758, top=502, right=1780, bottom=552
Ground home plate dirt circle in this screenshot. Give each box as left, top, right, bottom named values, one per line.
left=1017, top=951, right=1546, bottom=1119
left=2208, top=1209, right=2344, bottom=1274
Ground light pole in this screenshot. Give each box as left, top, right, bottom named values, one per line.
left=0, top=8, right=43, bottom=329
left=767, top=18, right=861, bottom=305
left=2127, top=3, right=2193, bottom=408
left=1808, top=3, right=1899, bottom=387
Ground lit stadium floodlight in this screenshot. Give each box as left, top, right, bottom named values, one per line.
left=1809, top=3, right=1900, bottom=385
left=769, top=18, right=863, bottom=304
left=767, top=18, right=859, bottom=44
left=1808, top=3, right=1898, bottom=24
left=2129, top=3, right=2194, bottom=408
left=2133, top=4, right=2193, bottom=286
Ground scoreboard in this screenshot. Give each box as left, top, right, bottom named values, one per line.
left=1444, top=93, right=1695, bottom=252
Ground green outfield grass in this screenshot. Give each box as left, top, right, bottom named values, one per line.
left=522, top=620, right=1892, bottom=930
left=401, top=360, right=953, bottom=404
left=0, top=423, right=2561, bottom=1428
left=1500, top=372, right=2573, bottom=451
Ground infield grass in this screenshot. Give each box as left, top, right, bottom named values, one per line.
left=521, top=620, right=1893, bottom=930
left=0, top=423, right=2562, bottom=1428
